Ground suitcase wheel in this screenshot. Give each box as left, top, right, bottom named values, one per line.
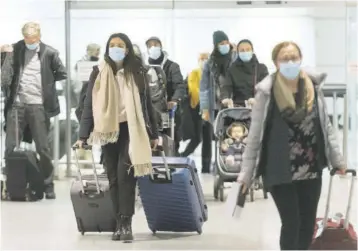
left=250, top=188, right=254, bottom=202
left=213, top=176, right=220, bottom=200
left=81, top=231, right=85, bottom=236
left=151, top=230, right=156, bottom=235
left=219, top=186, right=224, bottom=202
left=263, top=189, right=268, bottom=199
left=197, top=229, right=202, bottom=235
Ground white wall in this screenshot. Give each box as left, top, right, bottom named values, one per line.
left=312, top=7, right=347, bottom=84
left=172, top=8, right=316, bottom=76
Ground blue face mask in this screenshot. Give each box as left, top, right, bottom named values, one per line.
left=279, top=61, right=301, bottom=80
left=218, top=44, right=230, bottom=55
left=25, top=43, right=39, bottom=50
left=239, top=51, right=253, bottom=62
left=109, top=47, right=126, bottom=62
left=148, top=46, right=161, bottom=60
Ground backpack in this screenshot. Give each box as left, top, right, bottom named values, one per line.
left=147, top=65, right=167, bottom=104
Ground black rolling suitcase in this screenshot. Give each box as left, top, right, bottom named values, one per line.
left=70, top=145, right=116, bottom=235
left=4, top=110, right=44, bottom=201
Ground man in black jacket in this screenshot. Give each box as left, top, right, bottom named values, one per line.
left=3, top=22, right=67, bottom=199
left=146, top=36, right=185, bottom=155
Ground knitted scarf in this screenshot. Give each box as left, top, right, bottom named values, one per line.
left=88, top=61, right=152, bottom=177
left=273, top=71, right=314, bottom=123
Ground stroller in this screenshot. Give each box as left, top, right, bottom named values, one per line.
left=213, top=107, right=268, bottom=202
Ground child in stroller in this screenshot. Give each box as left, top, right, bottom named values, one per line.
left=221, top=122, right=248, bottom=173
left=213, top=107, right=267, bottom=202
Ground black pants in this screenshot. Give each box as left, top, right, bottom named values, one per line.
left=5, top=104, right=54, bottom=187
left=181, top=106, right=212, bottom=173
left=270, top=178, right=322, bottom=250
left=102, top=122, right=136, bottom=216
left=181, top=105, right=201, bottom=156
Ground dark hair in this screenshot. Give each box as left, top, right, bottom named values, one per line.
left=210, top=43, right=233, bottom=63
left=237, top=39, right=254, bottom=51
left=271, top=41, right=302, bottom=63
left=104, top=33, right=145, bottom=90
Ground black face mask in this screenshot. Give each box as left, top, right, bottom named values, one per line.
left=90, top=56, right=99, bottom=61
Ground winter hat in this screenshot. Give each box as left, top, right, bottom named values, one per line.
left=145, top=36, right=162, bottom=47
left=238, top=39, right=254, bottom=50
left=213, top=31, right=229, bottom=46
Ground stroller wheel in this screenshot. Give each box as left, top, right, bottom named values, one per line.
left=213, top=177, right=220, bottom=200
left=219, top=186, right=224, bottom=202
left=250, top=188, right=254, bottom=202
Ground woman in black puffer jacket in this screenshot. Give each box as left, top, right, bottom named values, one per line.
left=221, top=39, right=269, bottom=107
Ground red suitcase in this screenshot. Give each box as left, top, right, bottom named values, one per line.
left=310, top=168, right=357, bottom=250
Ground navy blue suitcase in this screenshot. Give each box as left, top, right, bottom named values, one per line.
left=138, top=153, right=208, bottom=234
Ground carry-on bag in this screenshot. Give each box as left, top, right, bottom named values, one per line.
left=310, top=168, right=357, bottom=250
left=70, top=145, right=116, bottom=235
left=138, top=147, right=208, bottom=234
left=153, top=107, right=176, bottom=157
left=5, top=109, right=44, bottom=201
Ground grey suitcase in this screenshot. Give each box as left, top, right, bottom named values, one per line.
left=70, top=145, right=116, bottom=235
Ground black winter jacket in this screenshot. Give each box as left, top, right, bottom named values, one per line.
left=2, top=41, right=66, bottom=143
left=149, top=52, right=185, bottom=102
left=221, top=55, right=268, bottom=106
left=78, top=66, right=159, bottom=140
left=5, top=40, right=67, bottom=118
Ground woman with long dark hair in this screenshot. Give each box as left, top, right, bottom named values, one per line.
left=75, top=33, right=159, bottom=242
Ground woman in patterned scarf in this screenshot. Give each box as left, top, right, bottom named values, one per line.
left=237, top=41, right=346, bottom=250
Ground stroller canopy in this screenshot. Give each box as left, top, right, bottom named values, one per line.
left=214, top=107, right=251, bottom=137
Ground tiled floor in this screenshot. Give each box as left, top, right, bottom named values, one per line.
left=1, top=147, right=357, bottom=250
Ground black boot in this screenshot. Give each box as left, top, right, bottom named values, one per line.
left=120, top=215, right=133, bottom=242
left=201, top=158, right=211, bottom=174
left=112, top=215, right=122, bottom=241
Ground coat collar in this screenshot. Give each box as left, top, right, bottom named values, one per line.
left=256, top=68, right=327, bottom=96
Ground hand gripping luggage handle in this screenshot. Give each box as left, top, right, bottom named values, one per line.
left=150, top=137, right=171, bottom=182
left=324, top=168, right=356, bottom=229
left=14, top=109, right=20, bottom=149
left=72, top=145, right=101, bottom=194
left=169, top=105, right=177, bottom=140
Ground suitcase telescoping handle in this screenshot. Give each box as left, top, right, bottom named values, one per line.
left=324, top=168, right=356, bottom=229
left=150, top=136, right=171, bottom=182
left=169, top=105, right=177, bottom=140
left=72, top=144, right=101, bottom=194
left=14, top=109, right=20, bottom=149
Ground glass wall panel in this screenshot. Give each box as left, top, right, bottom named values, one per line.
left=70, top=9, right=173, bottom=69
left=346, top=5, right=358, bottom=167
left=0, top=0, right=354, bottom=174
left=0, top=0, right=65, bottom=174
